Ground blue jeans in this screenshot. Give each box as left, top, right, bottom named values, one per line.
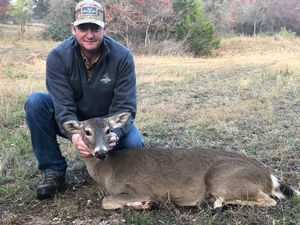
left=24, top=92, right=144, bottom=177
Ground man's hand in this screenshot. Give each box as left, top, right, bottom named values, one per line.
left=108, top=132, right=119, bottom=150
left=71, top=133, right=92, bottom=157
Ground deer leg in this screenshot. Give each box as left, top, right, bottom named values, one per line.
left=219, top=191, right=277, bottom=208
left=212, top=200, right=223, bottom=214
left=102, top=194, right=159, bottom=210
left=127, top=200, right=159, bottom=210
left=213, top=197, right=223, bottom=209
left=101, top=196, right=123, bottom=210
left=228, top=191, right=277, bottom=207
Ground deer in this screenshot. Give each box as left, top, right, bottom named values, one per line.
left=63, top=112, right=299, bottom=211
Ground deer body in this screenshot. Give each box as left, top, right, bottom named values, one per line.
left=84, top=147, right=276, bottom=209
left=63, top=112, right=299, bottom=210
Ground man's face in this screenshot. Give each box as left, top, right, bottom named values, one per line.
left=72, top=23, right=106, bottom=53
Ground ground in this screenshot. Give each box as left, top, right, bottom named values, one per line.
left=0, top=25, right=299, bottom=225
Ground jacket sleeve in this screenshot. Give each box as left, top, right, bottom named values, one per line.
left=109, top=51, right=137, bottom=138
left=46, top=50, right=78, bottom=139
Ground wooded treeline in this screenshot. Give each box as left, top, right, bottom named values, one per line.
left=0, top=0, right=299, bottom=56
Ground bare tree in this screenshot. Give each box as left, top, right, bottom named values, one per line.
left=0, top=0, right=10, bottom=22
left=203, top=0, right=232, bottom=36
left=106, top=0, right=172, bottom=52
left=230, top=0, right=300, bottom=35
left=267, top=0, right=300, bottom=34
left=44, top=0, right=76, bottom=40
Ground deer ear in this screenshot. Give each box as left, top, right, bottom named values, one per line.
left=62, top=120, right=83, bottom=134
left=106, top=112, right=131, bottom=129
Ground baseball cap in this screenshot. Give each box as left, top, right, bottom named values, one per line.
left=74, top=0, right=105, bottom=28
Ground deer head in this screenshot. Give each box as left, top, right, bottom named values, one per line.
left=63, top=112, right=131, bottom=159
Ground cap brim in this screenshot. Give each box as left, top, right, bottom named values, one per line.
left=74, top=19, right=105, bottom=28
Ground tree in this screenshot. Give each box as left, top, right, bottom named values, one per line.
left=173, top=0, right=220, bottom=56
left=106, top=0, right=172, bottom=52
left=8, top=0, right=33, bottom=33
left=202, top=0, right=232, bottom=36
left=132, top=0, right=172, bottom=49
left=233, top=0, right=270, bottom=35
left=229, top=0, right=300, bottom=36
left=267, top=0, right=300, bottom=35
left=0, top=0, right=10, bottom=22
left=32, top=0, right=49, bottom=19
left=43, top=0, right=76, bottom=40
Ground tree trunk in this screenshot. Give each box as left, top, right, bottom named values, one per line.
left=253, top=19, right=257, bottom=36
left=144, top=18, right=151, bottom=49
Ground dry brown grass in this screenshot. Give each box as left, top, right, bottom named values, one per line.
left=0, top=26, right=299, bottom=224
left=219, top=35, right=300, bottom=56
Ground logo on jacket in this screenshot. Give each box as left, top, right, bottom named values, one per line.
left=100, top=73, right=111, bottom=84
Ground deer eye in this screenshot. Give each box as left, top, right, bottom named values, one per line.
left=106, top=128, right=110, bottom=134
left=85, top=129, right=92, bottom=136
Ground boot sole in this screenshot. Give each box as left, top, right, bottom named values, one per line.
left=37, top=185, right=66, bottom=200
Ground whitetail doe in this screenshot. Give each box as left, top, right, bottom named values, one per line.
left=63, top=112, right=299, bottom=211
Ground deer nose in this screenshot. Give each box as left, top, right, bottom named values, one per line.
left=95, top=150, right=108, bottom=160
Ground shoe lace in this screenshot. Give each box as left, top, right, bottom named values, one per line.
left=43, top=173, right=60, bottom=185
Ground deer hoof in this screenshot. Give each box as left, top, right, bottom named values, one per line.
left=127, top=201, right=159, bottom=210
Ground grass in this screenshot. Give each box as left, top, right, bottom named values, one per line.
left=0, top=24, right=299, bottom=224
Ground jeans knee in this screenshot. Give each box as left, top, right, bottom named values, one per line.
left=24, top=92, right=54, bottom=119
left=131, top=136, right=144, bottom=148
left=24, top=92, right=52, bottom=114
left=117, top=126, right=144, bottom=149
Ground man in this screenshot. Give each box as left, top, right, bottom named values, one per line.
left=24, top=0, right=144, bottom=200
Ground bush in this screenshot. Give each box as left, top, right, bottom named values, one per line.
left=42, top=0, right=75, bottom=41
left=190, top=21, right=220, bottom=56
left=173, top=0, right=220, bottom=56
left=278, top=27, right=297, bottom=39
left=43, top=22, right=71, bottom=41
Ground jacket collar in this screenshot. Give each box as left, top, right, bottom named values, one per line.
left=72, top=35, right=110, bottom=61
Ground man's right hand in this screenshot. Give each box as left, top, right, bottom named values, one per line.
left=71, top=133, right=92, bottom=157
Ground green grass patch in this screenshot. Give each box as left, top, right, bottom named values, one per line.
left=124, top=211, right=159, bottom=225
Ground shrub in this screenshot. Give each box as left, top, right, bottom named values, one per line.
left=43, top=22, right=71, bottom=41
left=42, top=0, right=75, bottom=41
left=173, top=0, right=220, bottom=56
left=278, top=27, right=297, bottom=39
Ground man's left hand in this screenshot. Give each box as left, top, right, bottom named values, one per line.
left=108, top=132, right=119, bottom=150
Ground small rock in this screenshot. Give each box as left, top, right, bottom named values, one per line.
left=87, top=199, right=92, bottom=206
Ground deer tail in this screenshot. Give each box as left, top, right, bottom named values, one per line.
left=271, top=175, right=300, bottom=199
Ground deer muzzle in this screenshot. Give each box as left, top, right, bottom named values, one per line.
left=94, top=145, right=109, bottom=160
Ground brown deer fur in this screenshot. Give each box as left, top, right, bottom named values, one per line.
left=63, top=112, right=299, bottom=210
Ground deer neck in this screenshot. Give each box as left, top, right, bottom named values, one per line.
left=83, top=156, right=113, bottom=189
